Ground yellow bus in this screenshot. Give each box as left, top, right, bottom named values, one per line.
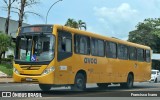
left=13, top=24, right=151, bottom=91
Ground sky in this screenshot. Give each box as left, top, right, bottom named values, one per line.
left=1, top=0, right=160, bottom=40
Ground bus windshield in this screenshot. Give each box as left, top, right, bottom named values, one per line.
left=15, top=33, right=55, bottom=62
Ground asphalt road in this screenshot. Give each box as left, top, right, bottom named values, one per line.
left=0, top=82, right=160, bottom=100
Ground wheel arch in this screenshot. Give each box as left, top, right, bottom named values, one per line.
left=75, top=69, right=87, bottom=82
left=128, top=72, right=134, bottom=81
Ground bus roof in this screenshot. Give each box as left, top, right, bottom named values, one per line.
left=54, top=24, right=151, bottom=50
left=22, top=24, right=151, bottom=50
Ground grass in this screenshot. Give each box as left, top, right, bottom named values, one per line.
left=0, top=63, right=13, bottom=77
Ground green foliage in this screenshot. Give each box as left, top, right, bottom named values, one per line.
left=65, top=18, right=78, bottom=28
left=0, top=33, right=15, bottom=63
left=0, top=33, right=11, bottom=53
left=7, top=55, right=14, bottom=59
left=78, top=20, right=87, bottom=30
left=1, top=58, right=12, bottom=62
left=0, top=63, right=13, bottom=76
left=128, top=18, right=160, bottom=53
left=65, top=18, right=87, bottom=30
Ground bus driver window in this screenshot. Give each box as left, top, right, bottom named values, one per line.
left=58, top=36, right=71, bottom=52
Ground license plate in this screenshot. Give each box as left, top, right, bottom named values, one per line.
left=26, top=78, right=32, bottom=81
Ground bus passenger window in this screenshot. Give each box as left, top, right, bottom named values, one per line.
left=98, top=40, right=104, bottom=56
left=80, top=37, right=87, bottom=54
left=129, top=47, right=137, bottom=60
left=74, top=34, right=90, bottom=55
left=91, top=38, right=104, bottom=56
left=91, top=38, right=98, bottom=56
left=57, top=30, right=72, bottom=61
left=137, top=48, right=144, bottom=62
left=117, top=44, right=128, bottom=60
left=66, top=38, right=72, bottom=52
left=106, top=42, right=117, bottom=58
left=58, top=37, right=63, bottom=51
left=58, top=37, right=71, bottom=52
left=146, top=50, right=151, bottom=62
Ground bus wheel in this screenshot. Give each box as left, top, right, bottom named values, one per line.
left=97, top=83, right=108, bottom=89
left=120, top=74, right=134, bottom=89
left=154, top=78, right=157, bottom=83
left=71, top=73, right=86, bottom=91
left=39, top=84, right=51, bottom=91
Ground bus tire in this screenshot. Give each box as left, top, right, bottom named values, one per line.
left=71, top=73, right=86, bottom=91
left=97, top=83, right=108, bottom=89
left=154, top=78, right=157, bottom=83
left=39, top=84, right=51, bottom=91
left=120, top=83, right=126, bottom=88
left=120, top=74, right=134, bottom=89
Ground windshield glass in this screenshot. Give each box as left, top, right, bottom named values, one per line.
left=151, top=71, right=156, bottom=74
left=15, top=34, right=55, bottom=62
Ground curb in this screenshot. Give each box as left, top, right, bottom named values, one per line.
left=0, top=76, right=13, bottom=78
left=0, top=76, right=12, bottom=78
left=0, top=82, right=14, bottom=84
left=0, top=77, right=14, bottom=84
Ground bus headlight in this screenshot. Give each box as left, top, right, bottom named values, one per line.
left=13, top=67, right=20, bottom=74
left=42, top=66, right=55, bottom=75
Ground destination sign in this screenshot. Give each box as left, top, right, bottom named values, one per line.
left=20, top=25, right=53, bottom=33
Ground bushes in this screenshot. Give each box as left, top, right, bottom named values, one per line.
left=0, top=63, right=13, bottom=76
left=0, top=33, right=15, bottom=64
left=0, top=55, right=14, bottom=64
left=7, top=55, right=14, bottom=59
left=0, top=55, right=13, bottom=76
left=1, top=58, right=12, bottom=62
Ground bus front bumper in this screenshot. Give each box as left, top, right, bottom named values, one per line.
left=13, top=72, right=54, bottom=84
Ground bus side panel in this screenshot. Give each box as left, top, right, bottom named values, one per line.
left=105, top=59, right=149, bottom=83
left=88, top=57, right=109, bottom=83
left=130, top=61, right=141, bottom=82
left=108, top=59, right=131, bottom=83
left=145, top=62, right=151, bottom=81
left=98, top=58, right=112, bottom=83
left=54, top=54, right=90, bottom=85
left=100, top=58, right=120, bottom=83
left=72, top=54, right=100, bottom=83
left=54, top=56, right=74, bottom=84
left=112, top=59, right=129, bottom=83
left=137, top=62, right=151, bottom=82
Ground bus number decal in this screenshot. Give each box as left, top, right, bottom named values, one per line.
left=84, top=58, right=97, bottom=64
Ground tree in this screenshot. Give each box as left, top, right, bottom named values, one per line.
left=65, top=18, right=78, bottom=29
left=11, top=0, right=41, bottom=28
left=2, top=0, right=17, bottom=34
left=65, top=18, right=87, bottom=30
left=78, top=20, right=86, bottom=30
left=128, top=18, right=160, bottom=53
left=0, top=33, right=15, bottom=63
left=2, top=0, right=16, bottom=59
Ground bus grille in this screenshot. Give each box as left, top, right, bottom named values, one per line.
left=20, top=65, right=41, bottom=70
left=20, top=74, right=41, bottom=76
